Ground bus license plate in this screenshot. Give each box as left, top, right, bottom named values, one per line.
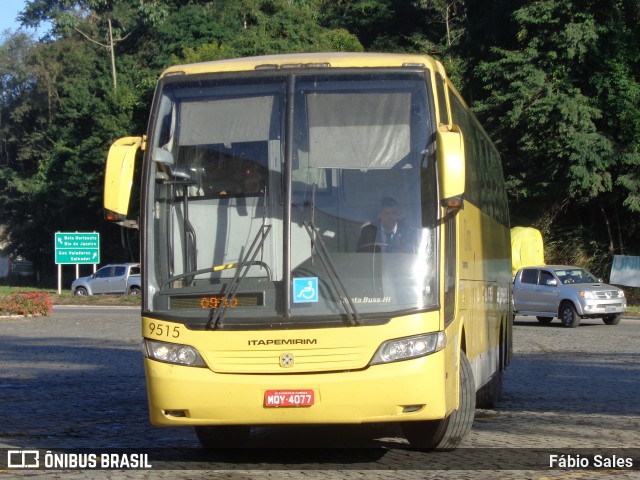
left=264, top=389, right=314, bottom=407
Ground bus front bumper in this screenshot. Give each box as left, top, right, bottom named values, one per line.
left=144, top=351, right=450, bottom=426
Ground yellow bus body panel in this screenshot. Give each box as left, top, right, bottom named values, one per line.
left=142, top=313, right=457, bottom=426
left=457, top=202, right=512, bottom=389
left=104, top=136, right=142, bottom=218
left=161, top=52, right=442, bottom=77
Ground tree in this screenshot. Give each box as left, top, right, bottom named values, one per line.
left=0, top=29, right=140, bottom=281
left=475, top=1, right=611, bottom=202
left=469, top=0, right=640, bottom=267
left=20, top=0, right=169, bottom=91
left=169, top=0, right=362, bottom=62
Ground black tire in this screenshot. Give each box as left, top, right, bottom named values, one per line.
left=602, top=314, right=621, bottom=325
left=128, top=286, right=141, bottom=296
left=195, top=425, right=250, bottom=449
left=402, top=352, right=475, bottom=449
left=536, top=316, right=553, bottom=324
left=559, top=302, right=581, bottom=328
left=74, top=287, right=88, bottom=296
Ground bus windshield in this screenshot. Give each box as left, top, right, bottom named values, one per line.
left=146, top=71, right=438, bottom=328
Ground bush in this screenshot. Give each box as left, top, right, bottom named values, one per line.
left=623, top=287, right=640, bottom=306
left=0, top=291, right=53, bottom=316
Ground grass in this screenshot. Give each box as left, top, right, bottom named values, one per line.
left=0, top=286, right=141, bottom=307
left=627, top=305, right=640, bottom=315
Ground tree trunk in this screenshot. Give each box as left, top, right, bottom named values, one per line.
left=108, top=18, right=117, bottom=92
left=599, top=202, right=615, bottom=255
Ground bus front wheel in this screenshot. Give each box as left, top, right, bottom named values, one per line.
left=195, top=425, right=251, bottom=449
left=402, top=352, right=475, bottom=450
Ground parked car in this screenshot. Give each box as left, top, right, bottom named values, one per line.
left=71, top=263, right=141, bottom=296
left=512, top=265, right=626, bottom=327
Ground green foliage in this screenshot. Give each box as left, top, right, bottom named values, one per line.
left=211, top=1, right=363, bottom=58
left=321, top=0, right=466, bottom=56
left=175, top=43, right=230, bottom=65
left=471, top=0, right=640, bottom=262
left=475, top=1, right=612, bottom=202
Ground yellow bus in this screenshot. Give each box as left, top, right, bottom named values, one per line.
left=104, top=52, right=512, bottom=449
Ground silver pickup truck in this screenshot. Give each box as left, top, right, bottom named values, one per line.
left=71, top=263, right=141, bottom=296
left=512, top=265, right=626, bottom=327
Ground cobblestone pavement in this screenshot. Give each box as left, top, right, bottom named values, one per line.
left=0, top=307, right=639, bottom=479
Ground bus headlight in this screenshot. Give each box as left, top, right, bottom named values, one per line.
left=370, top=332, right=446, bottom=365
left=143, top=339, right=206, bottom=367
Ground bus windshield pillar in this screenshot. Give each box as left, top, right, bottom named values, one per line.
left=283, top=74, right=295, bottom=319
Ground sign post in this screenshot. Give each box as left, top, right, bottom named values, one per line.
left=54, top=232, right=100, bottom=294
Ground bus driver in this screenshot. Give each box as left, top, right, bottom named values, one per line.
left=356, top=197, right=418, bottom=253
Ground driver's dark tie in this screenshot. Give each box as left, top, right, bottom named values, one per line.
left=384, top=230, right=394, bottom=251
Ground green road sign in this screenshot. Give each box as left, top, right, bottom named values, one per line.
left=55, top=232, right=100, bottom=264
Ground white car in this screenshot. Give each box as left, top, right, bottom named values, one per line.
left=512, top=265, right=626, bottom=327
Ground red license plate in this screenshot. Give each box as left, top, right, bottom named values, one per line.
left=264, top=389, right=315, bottom=407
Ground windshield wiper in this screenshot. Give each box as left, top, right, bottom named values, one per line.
left=207, top=224, right=272, bottom=330
left=303, top=221, right=362, bottom=326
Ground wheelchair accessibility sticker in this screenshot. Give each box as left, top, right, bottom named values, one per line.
left=293, top=277, right=318, bottom=303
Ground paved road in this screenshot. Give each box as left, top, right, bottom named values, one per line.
left=1, top=307, right=639, bottom=478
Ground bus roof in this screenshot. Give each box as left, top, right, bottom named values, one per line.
left=161, top=52, right=445, bottom=78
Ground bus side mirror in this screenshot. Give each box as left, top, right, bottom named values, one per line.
left=437, top=125, right=465, bottom=210
left=104, top=136, right=143, bottom=224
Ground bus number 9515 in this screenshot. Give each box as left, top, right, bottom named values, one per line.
left=148, top=322, right=180, bottom=339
